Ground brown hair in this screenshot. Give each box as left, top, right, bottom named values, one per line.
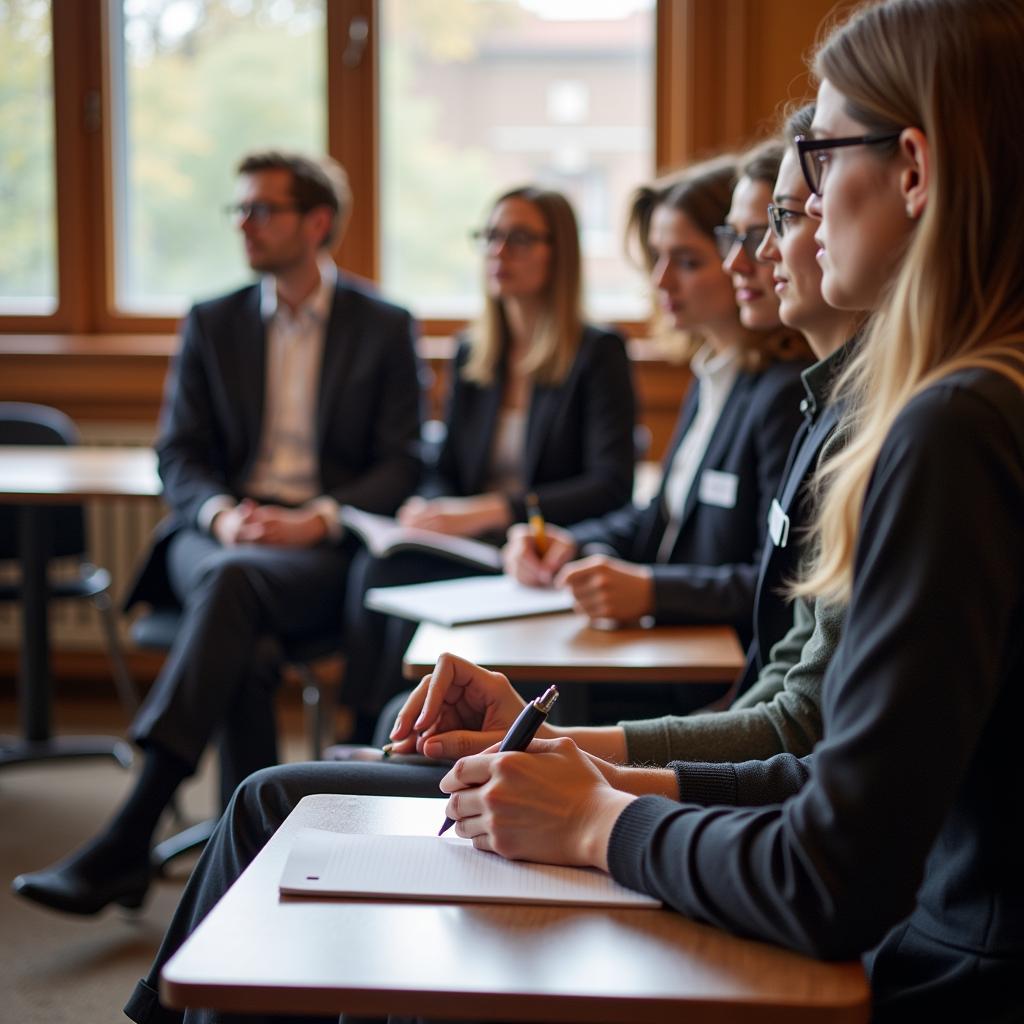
left=464, top=186, right=584, bottom=387
left=236, top=150, right=352, bottom=250
left=625, top=156, right=739, bottom=363
left=733, top=139, right=813, bottom=370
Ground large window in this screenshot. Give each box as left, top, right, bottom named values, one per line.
left=0, top=1, right=832, bottom=335
left=378, top=0, right=655, bottom=321
left=109, top=0, right=326, bottom=312
left=0, top=0, right=57, bottom=314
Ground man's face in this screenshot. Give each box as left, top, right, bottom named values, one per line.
left=234, top=168, right=315, bottom=275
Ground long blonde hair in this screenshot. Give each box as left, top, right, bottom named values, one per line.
left=464, top=186, right=583, bottom=387
left=798, top=0, right=1024, bottom=604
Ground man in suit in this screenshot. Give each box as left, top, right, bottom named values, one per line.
left=12, top=150, right=421, bottom=917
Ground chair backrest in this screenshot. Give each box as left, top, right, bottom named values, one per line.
left=0, top=402, right=87, bottom=560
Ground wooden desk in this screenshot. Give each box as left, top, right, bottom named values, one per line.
left=403, top=613, right=744, bottom=682
left=0, top=444, right=160, bottom=502
left=161, top=793, right=869, bottom=1022
left=0, top=445, right=161, bottom=767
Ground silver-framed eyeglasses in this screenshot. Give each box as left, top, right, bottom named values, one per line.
left=767, top=203, right=808, bottom=239
left=224, top=201, right=303, bottom=226
left=470, top=227, right=551, bottom=252
left=713, top=224, right=769, bottom=262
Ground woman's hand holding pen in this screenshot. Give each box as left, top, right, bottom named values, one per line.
left=439, top=736, right=637, bottom=868
left=387, top=653, right=548, bottom=760
left=503, top=522, right=577, bottom=586
left=556, top=555, right=655, bottom=622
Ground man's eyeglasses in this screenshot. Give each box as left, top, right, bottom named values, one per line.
left=713, top=224, right=769, bottom=262
left=794, top=131, right=903, bottom=197
left=224, top=201, right=302, bottom=226
left=767, top=203, right=808, bottom=240
left=471, top=227, right=551, bottom=252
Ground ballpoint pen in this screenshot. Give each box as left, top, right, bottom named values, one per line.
left=438, top=684, right=559, bottom=836
left=525, top=491, right=549, bottom=558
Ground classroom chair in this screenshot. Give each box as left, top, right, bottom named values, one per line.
left=0, top=402, right=140, bottom=758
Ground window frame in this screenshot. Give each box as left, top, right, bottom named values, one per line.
left=1, top=0, right=810, bottom=338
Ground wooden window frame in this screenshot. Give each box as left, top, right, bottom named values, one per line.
left=2, top=0, right=829, bottom=339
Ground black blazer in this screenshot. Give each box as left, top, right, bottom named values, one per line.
left=126, top=274, right=421, bottom=609
left=570, top=358, right=808, bottom=648
left=424, top=325, right=636, bottom=525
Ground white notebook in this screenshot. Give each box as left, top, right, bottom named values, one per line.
left=279, top=828, right=660, bottom=909
left=365, top=574, right=574, bottom=627
left=340, top=506, right=503, bottom=572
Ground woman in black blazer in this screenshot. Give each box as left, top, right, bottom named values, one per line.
left=340, top=186, right=636, bottom=738
left=508, top=153, right=811, bottom=662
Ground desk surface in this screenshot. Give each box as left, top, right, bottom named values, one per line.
left=404, top=613, right=744, bottom=682
left=161, top=793, right=869, bottom=1022
left=0, top=445, right=160, bottom=502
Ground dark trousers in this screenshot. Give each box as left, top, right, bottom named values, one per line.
left=124, top=761, right=449, bottom=1024
left=340, top=547, right=496, bottom=719
left=130, top=530, right=353, bottom=794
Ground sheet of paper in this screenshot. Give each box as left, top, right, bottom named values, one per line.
left=279, top=828, right=661, bottom=908
left=365, top=574, right=573, bottom=626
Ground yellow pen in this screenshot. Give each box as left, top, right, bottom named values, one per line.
left=525, top=492, right=549, bottom=557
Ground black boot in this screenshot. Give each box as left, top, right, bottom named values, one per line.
left=12, top=833, right=153, bottom=915
left=12, top=743, right=190, bottom=916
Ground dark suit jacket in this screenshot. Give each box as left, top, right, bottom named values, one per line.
left=126, top=274, right=421, bottom=609
left=734, top=341, right=854, bottom=695
left=423, top=325, right=636, bottom=525
left=569, top=358, right=807, bottom=648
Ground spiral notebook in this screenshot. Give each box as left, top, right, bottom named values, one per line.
left=279, top=827, right=660, bottom=908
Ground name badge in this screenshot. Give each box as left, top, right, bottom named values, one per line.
left=698, top=469, right=738, bottom=509
left=768, top=498, right=790, bottom=548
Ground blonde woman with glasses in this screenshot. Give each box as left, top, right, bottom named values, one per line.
left=338, top=185, right=637, bottom=740
left=428, top=1, right=1024, bottom=1017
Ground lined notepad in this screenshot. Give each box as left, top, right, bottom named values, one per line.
left=279, top=828, right=660, bottom=908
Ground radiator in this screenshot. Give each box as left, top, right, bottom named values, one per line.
left=0, top=423, right=165, bottom=651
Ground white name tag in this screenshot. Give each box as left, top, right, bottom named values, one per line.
left=768, top=498, right=790, bottom=548
left=698, top=469, right=739, bottom=509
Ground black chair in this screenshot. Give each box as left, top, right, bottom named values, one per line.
left=0, top=402, right=138, bottom=768
left=130, top=605, right=343, bottom=871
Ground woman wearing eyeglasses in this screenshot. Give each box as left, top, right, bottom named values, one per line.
left=505, top=152, right=811, bottom=720
left=433, top=1, right=1024, bottom=1017
left=338, top=185, right=636, bottom=740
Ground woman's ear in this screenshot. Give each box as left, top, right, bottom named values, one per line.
left=899, top=127, right=930, bottom=220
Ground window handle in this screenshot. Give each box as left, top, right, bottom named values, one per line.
left=343, top=15, right=369, bottom=69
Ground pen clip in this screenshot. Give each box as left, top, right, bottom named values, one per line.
left=534, top=685, right=559, bottom=714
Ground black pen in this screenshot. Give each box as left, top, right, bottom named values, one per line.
left=438, top=684, right=559, bottom=837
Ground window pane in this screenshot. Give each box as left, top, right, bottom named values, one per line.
left=0, top=0, right=57, bottom=314
left=111, top=0, right=325, bottom=313
left=379, top=0, right=655, bottom=322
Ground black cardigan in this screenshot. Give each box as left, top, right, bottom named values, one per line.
left=424, top=325, right=636, bottom=525
left=569, top=357, right=807, bottom=648
left=607, top=367, right=1024, bottom=1022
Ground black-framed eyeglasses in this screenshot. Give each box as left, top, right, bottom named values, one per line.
left=224, top=201, right=303, bottom=226
left=470, top=227, right=552, bottom=252
left=767, top=203, right=808, bottom=240
left=794, top=131, right=903, bottom=196
left=713, top=224, right=769, bottom=262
